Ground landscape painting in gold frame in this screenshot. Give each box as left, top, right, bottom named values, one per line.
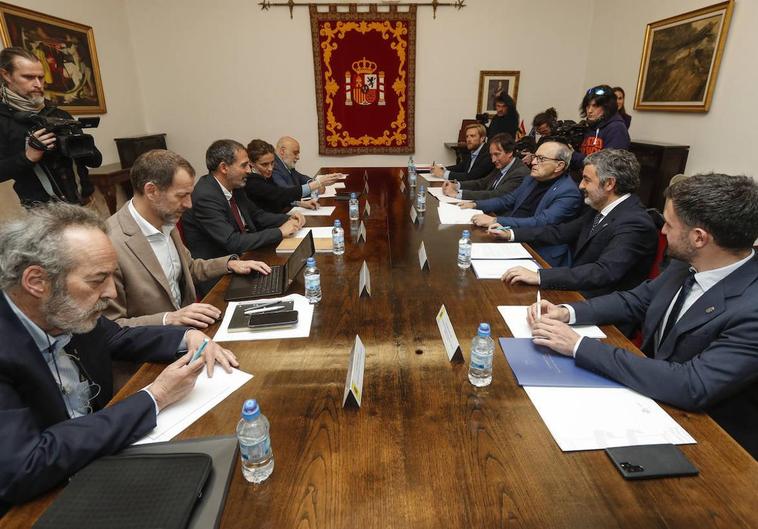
left=634, top=0, right=733, bottom=112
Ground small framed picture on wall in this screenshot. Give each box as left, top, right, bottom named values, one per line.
left=477, top=70, right=519, bottom=117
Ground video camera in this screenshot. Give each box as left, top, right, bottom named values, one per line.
left=551, top=119, right=588, bottom=150
left=14, top=111, right=100, bottom=160
left=514, top=136, right=537, bottom=158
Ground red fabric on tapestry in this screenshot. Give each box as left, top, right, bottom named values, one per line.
left=310, top=6, right=416, bottom=155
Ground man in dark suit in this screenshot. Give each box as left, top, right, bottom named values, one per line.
left=182, top=139, right=303, bottom=262
left=529, top=174, right=758, bottom=457
left=499, top=149, right=658, bottom=300
left=441, top=133, right=530, bottom=201
left=430, top=123, right=493, bottom=182
left=461, top=140, right=583, bottom=266
left=271, top=136, right=341, bottom=191
left=0, top=202, right=238, bottom=510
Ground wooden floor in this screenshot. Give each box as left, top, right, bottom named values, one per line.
left=7, top=168, right=758, bottom=528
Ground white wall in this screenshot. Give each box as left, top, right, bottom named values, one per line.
left=124, top=0, right=594, bottom=174
left=585, top=0, right=756, bottom=176
left=0, top=0, right=146, bottom=219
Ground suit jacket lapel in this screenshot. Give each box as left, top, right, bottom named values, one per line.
left=118, top=207, right=178, bottom=307
left=510, top=177, right=536, bottom=213
left=641, top=264, right=691, bottom=354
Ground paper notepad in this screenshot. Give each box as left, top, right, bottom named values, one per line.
left=437, top=203, right=482, bottom=224
left=497, top=306, right=606, bottom=339
left=470, top=243, right=532, bottom=260
left=472, top=259, right=540, bottom=279
left=289, top=206, right=336, bottom=216
left=428, top=186, right=464, bottom=203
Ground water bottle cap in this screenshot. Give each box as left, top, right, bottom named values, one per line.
left=242, top=399, right=260, bottom=420
left=462, top=230, right=470, bottom=237
left=306, top=257, right=316, bottom=266
left=350, top=192, right=357, bottom=199
left=477, top=323, right=491, bottom=336
left=334, top=219, right=342, bottom=227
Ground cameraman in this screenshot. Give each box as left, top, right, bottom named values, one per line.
left=0, top=47, right=101, bottom=207
left=570, top=85, right=629, bottom=169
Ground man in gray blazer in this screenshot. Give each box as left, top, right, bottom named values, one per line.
left=440, top=133, right=529, bottom=201
left=528, top=173, right=758, bottom=457
left=105, top=149, right=271, bottom=328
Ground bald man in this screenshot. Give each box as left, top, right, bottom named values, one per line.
left=271, top=136, right=340, bottom=192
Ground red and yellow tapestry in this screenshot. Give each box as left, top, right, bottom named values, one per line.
left=310, top=5, right=416, bottom=155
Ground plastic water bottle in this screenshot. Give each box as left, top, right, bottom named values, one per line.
left=332, top=219, right=345, bottom=255
left=304, top=257, right=321, bottom=303
left=468, top=323, right=495, bottom=387
left=416, top=184, right=427, bottom=212
left=457, top=230, right=472, bottom=269
left=310, top=188, right=320, bottom=202
left=408, top=156, right=417, bottom=187
left=349, top=192, right=360, bottom=221
left=237, top=399, right=274, bottom=483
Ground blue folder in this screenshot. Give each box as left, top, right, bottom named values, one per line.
left=500, top=337, right=622, bottom=388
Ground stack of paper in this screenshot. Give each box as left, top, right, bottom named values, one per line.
left=470, top=243, right=531, bottom=259
left=428, top=186, right=464, bottom=203
left=472, top=259, right=540, bottom=279
left=437, top=202, right=482, bottom=224
left=422, top=173, right=447, bottom=183
left=497, top=306, right=606, bottom=338
left=214, top=294, right=314, bottom=342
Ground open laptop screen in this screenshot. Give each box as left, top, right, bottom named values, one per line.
left=285, top=231, right=316, bottom=287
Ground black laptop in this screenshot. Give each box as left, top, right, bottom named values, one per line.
left=224, top=232, right=315, bottom=301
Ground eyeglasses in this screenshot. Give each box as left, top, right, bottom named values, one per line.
left=532, top=155, right=564, bottom=165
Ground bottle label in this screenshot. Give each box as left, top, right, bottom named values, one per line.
left=333, top=234, right=344, bottom=246
left=305, top=275, right=320, bottom=290
left=458, top=245, right=471, bottom=260
left=240, top=436, right=272, bottom=462
left=470, top=350, right=493, bottom=370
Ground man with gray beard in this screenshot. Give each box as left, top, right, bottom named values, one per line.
left=0, top=203, right=238, bottom=512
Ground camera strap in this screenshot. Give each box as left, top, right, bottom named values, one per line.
left=32, top=162, right=59, bottom=199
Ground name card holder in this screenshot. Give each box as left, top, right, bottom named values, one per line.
left=358, top=221, right=367, bottom=243
left=436, top=304, right=463, bottom=362
left=359, top=260, right=372, bottom=297
left=418, top=241, right=429, bottom=271
left=410, top=205, right=418, bottom=224
left=363, top=201, right=371, bottom=218
left=343, top=335, right=366, bottom=408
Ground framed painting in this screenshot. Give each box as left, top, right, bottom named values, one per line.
left=477, top=70, right=519, bottom=117
left=634, top=0, right=733, bottom=112
left=0, top=2, right=106, bottom=114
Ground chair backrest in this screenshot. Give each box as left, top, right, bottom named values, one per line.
left=647, top=208, right=667, bottom=279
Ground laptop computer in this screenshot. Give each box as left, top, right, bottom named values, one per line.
left=224, top=231, right=315, bottom=301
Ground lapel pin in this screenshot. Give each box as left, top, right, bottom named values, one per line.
left=705, top=306, right=715, bottom=313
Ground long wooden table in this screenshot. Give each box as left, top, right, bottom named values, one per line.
left=6, top=168, right=757, bottom=528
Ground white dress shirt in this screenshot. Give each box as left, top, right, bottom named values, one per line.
left=214, top=177, right=246, bottom=227
left=128, top=200, right=183, bottom=308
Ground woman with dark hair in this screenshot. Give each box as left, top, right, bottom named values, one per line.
left=570, top=84, right=630, bottom=168
left=244, top=139, right=322, bottom=213
left=486, top=92, right=520, bottom=138
left=613, top=86, right=632, bottom=129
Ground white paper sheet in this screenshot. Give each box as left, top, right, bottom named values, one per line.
left=293, top=226, right=334, bottom=238
left=134, top=367, right=253, bottom=445
left=472, top=259, right=540, bottom=279
left=214, top=294, right=314, bottom=342
left=437, top=202, right=482, bottom=224
left=333, top=182, right=346, bottom=189
left=428, top=186, right=464, bottom=203
left=289, top=206, right=336, bottom=216
left=470, top=242, right=532, bottom=260
left=497, top=306, right=607, bottom=338
left=422, top=173, right=447, bottom=183
left=523, top=386, right=696, bottom=451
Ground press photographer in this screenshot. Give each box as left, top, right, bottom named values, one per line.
left=570, top=84, right=630, bottom=168
left=0, top=47, right=102, bottom=207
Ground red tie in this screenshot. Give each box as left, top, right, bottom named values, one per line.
left=228, top=195, right=245, bottom=231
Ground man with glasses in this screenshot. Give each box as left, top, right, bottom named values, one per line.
left=460, top=140, right=582, bottom=266
left=497, top=150, right=658, bottom=327
left=440, top=133, right=530, bottom=201
left=571, top=84, right=630, bottom=168
left=0, top=202, right=238, bottom=511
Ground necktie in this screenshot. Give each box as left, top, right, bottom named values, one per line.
left=467, top=151, right=477, bottom=173
left=228, top=195, right=245, bottom=231
left=491, top=169, right=507, bottom=190
left=659, top=271, right=697, bottom=345
left=589, top=212, right=604, bottom=235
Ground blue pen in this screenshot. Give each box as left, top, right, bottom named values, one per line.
left=190, top=338, right=209, bottom=364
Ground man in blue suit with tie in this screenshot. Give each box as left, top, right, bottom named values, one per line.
left=0, top=203, right=239, bottom=510
left=529, top=174, right=758, bottom=457
left=460, top=140, right=583, bottom=266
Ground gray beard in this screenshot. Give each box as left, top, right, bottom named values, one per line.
left=43, top=283, right=108, bottom=334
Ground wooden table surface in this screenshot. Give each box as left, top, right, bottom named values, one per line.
left=6, top=168, right=757, bottom=528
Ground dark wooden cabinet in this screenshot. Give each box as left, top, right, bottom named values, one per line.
left=629, top=140, right=689, bottom=211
